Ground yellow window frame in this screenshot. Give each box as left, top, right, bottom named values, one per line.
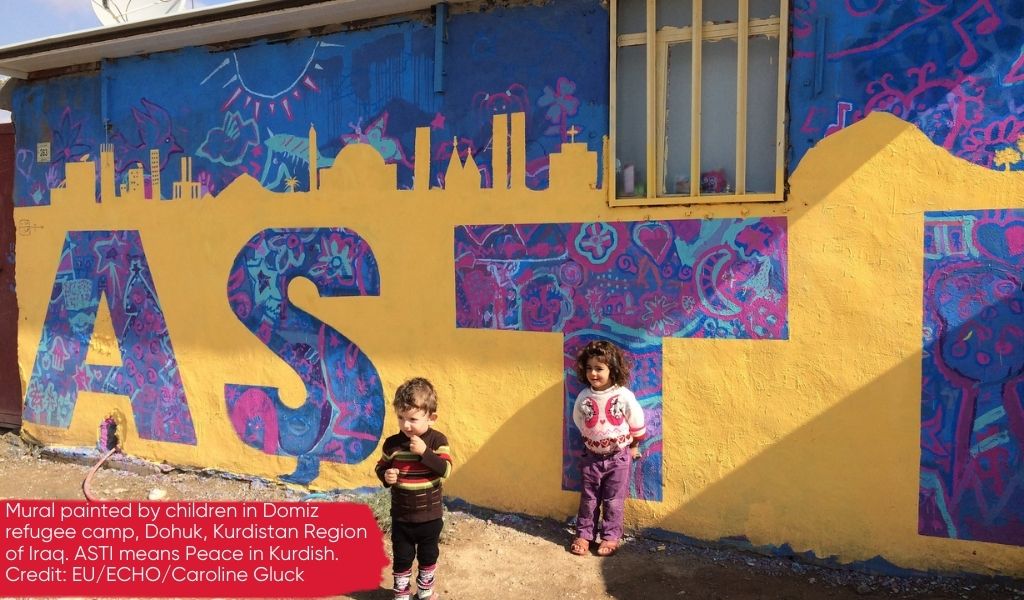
left=609, top=0, right=789, bottom=206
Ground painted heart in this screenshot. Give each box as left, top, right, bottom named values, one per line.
left=977, top=221, right=1024, bottom=263
left=632, top=222, right=674, bottom=264
left=1007, top=224, right=1024, bottom=256
left=515, top=224, right=540, bottom=245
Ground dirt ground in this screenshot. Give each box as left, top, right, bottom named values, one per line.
left=1, top=431, right=1022, bottom=600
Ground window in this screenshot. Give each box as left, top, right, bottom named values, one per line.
left=611, top=0, right=788, bottom=205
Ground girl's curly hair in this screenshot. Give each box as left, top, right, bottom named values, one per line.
left=574, top=340, right=630, bottom=387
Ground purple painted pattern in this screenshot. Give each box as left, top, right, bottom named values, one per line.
left=921, top=209, right=1024, bottom=546
left=455, top=218, right=789, bottom=501
left=22, top=231, right=196, bottom=444
left=225, top=228, right=385, bottom=485
left=792, top=1, right=1024, bottom=172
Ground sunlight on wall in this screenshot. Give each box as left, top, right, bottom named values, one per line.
left=14, top=111, right=1024, bottom=577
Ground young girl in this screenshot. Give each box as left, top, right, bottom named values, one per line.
left=569, top=340, right=646, bottom=557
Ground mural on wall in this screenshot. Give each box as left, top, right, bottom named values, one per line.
left=15, top=109, right=633, bottom=493
left=921, top=209, right=1024, bottom=547
left=13, top=74, right=103, bottom=205
left=225, top=228, right=385, bottom=485
left=455, top=217, right=789, bottom=500
left=22, top=230, right=197, bottom=444
left=109, top=98, right=183, bottom=189
left=791, top=1, right=1024, bottom=172
left=12, top=0, right=608, bottom=206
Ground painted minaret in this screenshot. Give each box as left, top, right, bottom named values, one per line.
left=308, top=123, right=318, bottom=191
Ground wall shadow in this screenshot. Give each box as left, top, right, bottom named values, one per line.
left=786, top=112, right=918, bottom=220
left=444, top=380, right=574, bottom=521
left=594, top=354, right=1024, bottom=598
left=348, top=585, right=391, bottom=600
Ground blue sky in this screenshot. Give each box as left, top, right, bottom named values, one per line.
left=0, top=0, right=242, bottom=121
left=0, top=0, right=103, bottom=48
left=0, top=0, right=244, bottom=47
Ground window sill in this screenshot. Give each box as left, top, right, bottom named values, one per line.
left=610, top=191, right=783, bottom=207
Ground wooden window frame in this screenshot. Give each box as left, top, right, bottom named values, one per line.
left=609, top=0, right=788, bottom=206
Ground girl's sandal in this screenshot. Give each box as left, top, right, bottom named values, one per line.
left=596, top=540, right=619, bottom=556
left=569, top=537, right=589, bottom=555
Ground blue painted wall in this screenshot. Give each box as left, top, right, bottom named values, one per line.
left=921, top=210, right=1024, bottom=547
left=12, top=0, right=608, bottom=206
left=13, top=73, right=103, bottom=204
left=791, top=0, right=1024, bottom=172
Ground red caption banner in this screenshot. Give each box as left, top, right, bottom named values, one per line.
left=1, top=500, right=388, bottom=597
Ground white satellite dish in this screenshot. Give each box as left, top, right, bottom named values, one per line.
left=91, top=0, right=189, bottom=26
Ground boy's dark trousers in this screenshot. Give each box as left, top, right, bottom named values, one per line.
left=392, top=518, right=443, bottom=598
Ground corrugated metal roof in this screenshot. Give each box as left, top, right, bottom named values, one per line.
left=0, top=0, right=463, bottom=78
